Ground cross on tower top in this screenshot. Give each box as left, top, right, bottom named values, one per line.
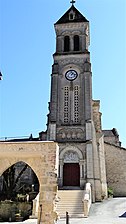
left=70, top=0, right=76, bottom=6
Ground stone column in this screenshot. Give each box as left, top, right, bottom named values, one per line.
left=31, top=198, right=37, bottom=218
left=81, top=34, right=86, bottom=51
left=56, top=36, right=63, bottom=52
left=84, top=72, right=92, bottom=121
left=71, top=36, right=74, bottom=51
left=80, top=162, right=83, bottom=178
left=58, top=160, right=64, bottom=187
left=80, top=160, right=85, bottom=188
left=38, top=185, right=58, bottom=224
left=86, top=142, right=95, bottom=202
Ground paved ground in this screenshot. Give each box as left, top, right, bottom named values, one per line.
left=57, top=197, right=126, bottom=224
left=2, top=198, right=126, bottom=224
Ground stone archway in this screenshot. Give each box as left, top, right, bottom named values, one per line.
left=0, top=160, right=39, bottom=201
left=0, top=141, right=59, bottom=224
left=58, top=146, right=84, bottom=188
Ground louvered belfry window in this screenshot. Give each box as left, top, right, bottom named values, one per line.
left=64, top=36, right=70, bottom=52
left=74, top=35, right=79, bottom=51
left=64, top=86, right=69, bottom=123
left=64, top=85, right=79, bottom=124
left=74, top=85, right=79, bottom=123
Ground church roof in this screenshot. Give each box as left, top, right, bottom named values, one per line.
left=103, top=128, right=119, bottom=137
left=55, top=5, right=88, bottom=25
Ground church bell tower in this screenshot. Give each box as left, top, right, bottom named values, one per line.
left=40, top=2, right=107, bottom=202
left=48, top=4, right=91, bottom=141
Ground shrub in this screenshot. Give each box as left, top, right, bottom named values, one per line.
left=108, top=187, right=113, bottom=197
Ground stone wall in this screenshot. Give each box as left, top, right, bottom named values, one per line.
left=104, top=142, right=126, bottom=196
left=0, top=141, right=59, bottom=224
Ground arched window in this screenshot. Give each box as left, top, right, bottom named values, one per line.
left=64, top=36, right=70, bottom=52
left=74, top=35, right=79, bottom=51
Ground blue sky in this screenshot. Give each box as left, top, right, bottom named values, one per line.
left=0, top=0, right=126, bottom=147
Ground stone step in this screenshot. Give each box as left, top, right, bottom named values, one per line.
left=56, top=190, right=84, bottom=218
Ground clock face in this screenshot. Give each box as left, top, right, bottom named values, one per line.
left=65, top=70, right=78, bottom=81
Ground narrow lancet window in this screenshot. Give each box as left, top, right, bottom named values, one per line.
left=74, top=35, right=79, bottom=51
left=64, top=36, right=70, bottom=52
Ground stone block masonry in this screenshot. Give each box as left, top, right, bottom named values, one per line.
left=105, top=142, right=126, bottom=197
left=0, top=141, right=59, bottom=224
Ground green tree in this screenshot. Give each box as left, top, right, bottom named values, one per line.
left=2, top=164, right=28, bottom=200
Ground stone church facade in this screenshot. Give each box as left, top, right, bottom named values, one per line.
left=0, top=3, right=126, bottom=222
left=39, top=4, right=126, bottom=201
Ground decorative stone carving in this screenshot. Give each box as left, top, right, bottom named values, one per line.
left=59, top=58, right=84, bottom=65
left=57, top=128, right=85, bottom=141
left=64, top=151, right=79, bottom=163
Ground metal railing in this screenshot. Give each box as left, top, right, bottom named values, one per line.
left=38, top=204, right=42, bottom=224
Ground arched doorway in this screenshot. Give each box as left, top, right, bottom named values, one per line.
left=59, top=146, right=85, bottom=189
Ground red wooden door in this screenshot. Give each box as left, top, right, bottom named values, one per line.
left=63, top=163, right=80, bottom=186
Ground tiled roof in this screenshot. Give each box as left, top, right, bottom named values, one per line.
left=103, top=130, right=115, bottom=137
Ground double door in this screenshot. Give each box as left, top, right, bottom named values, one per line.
left=63, top=163, right=80, bottom=186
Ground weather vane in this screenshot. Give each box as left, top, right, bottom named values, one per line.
left=70, top=0, right=76, bottom=6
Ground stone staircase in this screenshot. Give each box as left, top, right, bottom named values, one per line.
left=56, top=190, right=84, bottom=218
